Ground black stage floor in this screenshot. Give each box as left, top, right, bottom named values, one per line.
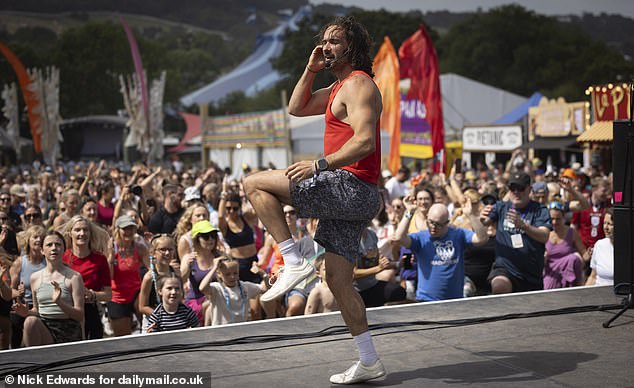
left=1, top=286, right=633, bottom=387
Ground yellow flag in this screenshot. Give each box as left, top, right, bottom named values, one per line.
left=373, top=36, right=401, bottom=176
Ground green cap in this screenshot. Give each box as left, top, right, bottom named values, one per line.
left=191, top=220, right=218, bottom=238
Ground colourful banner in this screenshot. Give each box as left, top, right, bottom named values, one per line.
left=120, top=17, right=149, bottom=132
left=203, top=109, right=288, bottom=148
left=0, top=41, right=42, bottom=152
left=373, top=36, right=401, bottom=176
left=399, top=96, right=432, bottom=159
left=398, top=25, right=445, bottom=172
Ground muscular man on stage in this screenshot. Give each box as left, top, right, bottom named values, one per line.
left=243, top=16, right=385, bottom=384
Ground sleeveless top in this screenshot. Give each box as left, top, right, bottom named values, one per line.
left=97, top=201, right=115, bottom=226
left=186, top=258, right=211, bottom=301
left=20, top=255, right=46, bottom=304
left=111, top=245, right=142, bottom=304
left=184, top=233, right=194, bottom=251
left=324, top=70, right=381, bottom=184
left=224, top=216, right=254, bottom=248
left=546, top=227, right=576, bottom=260
left=37, top=272, right=73, bottom=319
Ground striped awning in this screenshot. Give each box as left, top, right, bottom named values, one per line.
left=577, top=121, right=612, bottom=143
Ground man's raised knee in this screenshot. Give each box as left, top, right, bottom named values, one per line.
left=243, top=174, right=256, bottom=197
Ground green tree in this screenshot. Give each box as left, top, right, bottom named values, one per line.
left=438, top=5, right=634, bottom=100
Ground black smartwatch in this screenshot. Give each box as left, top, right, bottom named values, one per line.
left=316, top=158, right=329, bottom=173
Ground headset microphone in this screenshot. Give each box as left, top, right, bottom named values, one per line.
left=324, top=48, right=350, bottom=70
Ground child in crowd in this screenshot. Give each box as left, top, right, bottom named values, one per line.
left=139, top=234, right=180, bottom=332
left=199, top=256, right=267, bottom=325
left=304, top=254, right=338, bottom=314
left=146, top=273, right=198, bottom=333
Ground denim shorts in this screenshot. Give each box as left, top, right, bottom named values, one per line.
left=291, top=169, right=381, bottom=264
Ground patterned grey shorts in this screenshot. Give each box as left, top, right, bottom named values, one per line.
left=291, top=169, right=381, bottom=264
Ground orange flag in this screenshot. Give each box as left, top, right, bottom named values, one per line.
left=373, top=36, right=401, bottom=176
left=0, top=41, right=42, bottom=153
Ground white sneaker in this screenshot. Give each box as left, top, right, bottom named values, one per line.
left=260, top=259, right=314, bottom=302
left=330, top=360, right=386, bottom=384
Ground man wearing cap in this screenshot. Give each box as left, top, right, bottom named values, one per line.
left=480, top=172, right=552, bottom=293
left=384, top=166, right=410, bottom=201
left=9, top=184, right=26, bottom=217
left=184, top=186, right=202, bottom=207
left=530, top=182, right=549, bottom=206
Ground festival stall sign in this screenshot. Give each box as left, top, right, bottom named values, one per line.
left=203, top=109, right=288, bottom=149
left=528, top=97, right=589, bottom=137
left=585, top=83, right=631, bottom=121
left=462, top=125, right=522, bottom=152
left=399, top=97, right=433, bottom=159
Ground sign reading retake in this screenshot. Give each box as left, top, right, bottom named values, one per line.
left=462, top=125, right=522, bottom=151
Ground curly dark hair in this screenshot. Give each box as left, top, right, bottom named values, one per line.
left=318, top=16, right=374, bottom=78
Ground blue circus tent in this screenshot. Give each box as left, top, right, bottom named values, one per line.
left=493, top=92, right=543, bottom=124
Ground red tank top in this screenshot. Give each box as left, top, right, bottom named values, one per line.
left=324, top=70, right=380, bottom=184
left=111, top=245, right=142, bottom=304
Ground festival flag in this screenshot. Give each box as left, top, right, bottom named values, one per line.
left=120, top=17, right=149, bottom=134
left=398, top=25, right=445, bottom=173
left=0, top=42, right=42, bottom=153
left=373, top=36, right=401, bottom=176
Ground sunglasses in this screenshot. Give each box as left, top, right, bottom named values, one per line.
left=225, top=206, right=239, bottom=211
left=426, top=219, right=449, bottom=229
left=25, top=213, right=42, bottom=220
left=198, top=232, right=217, bottom=240
left=0, top=217, right=8, bottom=222
left=0, top=197, right=9, bottom=202
left=509, top=184, right=527, bottom=193
left=548, top=201, right=565, bottom=210
left=481, top=198, right=497, bottom=206
left=284, top=210, right=296, bottom=216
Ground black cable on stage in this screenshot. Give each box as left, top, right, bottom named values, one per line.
left=0, top=302, right=624, bottom=377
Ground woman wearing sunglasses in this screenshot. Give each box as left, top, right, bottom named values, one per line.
left=543, top=201, right=587, bottom=289
left=218, top=178, right=261, bottom=285
left=181, top=220, right=223, bottom=325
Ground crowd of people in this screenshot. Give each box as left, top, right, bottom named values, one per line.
left=0, top=152, right=613, bottom=350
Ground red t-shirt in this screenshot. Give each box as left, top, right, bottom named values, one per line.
left=572, top=202, right=610, bottom=248
left=63, top=249, right=111, bottom=292
left=324, top=70, right=380, bottom=184
left=111, top=246, right=142, bottom=304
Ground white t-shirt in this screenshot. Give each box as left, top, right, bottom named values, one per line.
left=384, top=177, right=409, bottom=200
left=590, top=237, right=613, bottom=286
left=207, top=281, right=261, bottom=326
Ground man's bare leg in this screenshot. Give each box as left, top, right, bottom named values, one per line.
left=243, top=170, right=293, bottom=242
left=324, top=252, right=368, bottom=335
left=244, top=170, right=314, bottom=302
left=325, top=252, right=385, bottom=384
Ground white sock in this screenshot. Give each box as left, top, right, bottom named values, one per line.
left=278, top=238, right=302, bottom=267
left=353, top=331, right=379, bottom=366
